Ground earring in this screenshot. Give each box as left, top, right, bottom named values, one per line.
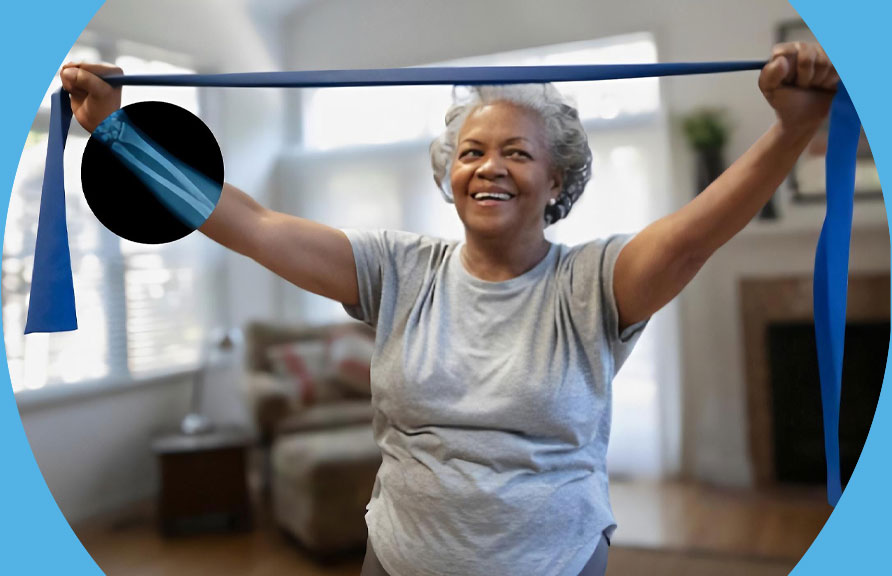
left=548, top=197, right=558, bottom=206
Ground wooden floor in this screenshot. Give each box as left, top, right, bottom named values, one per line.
left=609, top=478, right=832, bottom=560
left=75, top=479, right=831, bottom=575
left=76, top=499, right=365, bottom=576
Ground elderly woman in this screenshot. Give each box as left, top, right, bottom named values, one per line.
left=60, top=41, right=837, bottom=576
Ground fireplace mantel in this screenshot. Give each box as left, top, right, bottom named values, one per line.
left=740, top=273, right=890, bottom=488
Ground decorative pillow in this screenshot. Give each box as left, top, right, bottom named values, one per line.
left=267, top=340, right=342, bottom=407
left=327, top=330, right=374, bottom=397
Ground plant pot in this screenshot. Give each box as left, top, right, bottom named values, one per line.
left=695, top=147, right=724, bottom=195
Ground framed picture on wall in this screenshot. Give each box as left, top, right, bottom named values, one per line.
left=778, top=19, right=882, bottom=202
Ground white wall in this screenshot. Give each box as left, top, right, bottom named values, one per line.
left=18, top=377, right=192, bottom=522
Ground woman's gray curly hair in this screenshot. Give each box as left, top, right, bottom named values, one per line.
left=429, top=83, right=592, bottom=225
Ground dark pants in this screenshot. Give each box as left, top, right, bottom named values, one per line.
left=360, top=533, right=609, bottom=576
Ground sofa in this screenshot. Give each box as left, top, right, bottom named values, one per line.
left=242, top=320, right=382, bottom=555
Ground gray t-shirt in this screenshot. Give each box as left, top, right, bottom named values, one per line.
left=343, top=229, right=648, bottom=576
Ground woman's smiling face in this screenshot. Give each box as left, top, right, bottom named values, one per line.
left=450, top=101, right=562, bottom=240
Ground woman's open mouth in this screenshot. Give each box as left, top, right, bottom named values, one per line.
left=471, top=191, right=515, bottom=206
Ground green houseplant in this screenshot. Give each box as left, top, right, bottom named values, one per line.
left=680, top=107, right=776, bottom=218
left=681, top=107, right=730, bottom=195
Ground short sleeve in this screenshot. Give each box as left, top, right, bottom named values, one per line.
left=565, top=234, right=649, bottom=376
left=341, top=228, right=386, bottom=326
left=341, top=228, right=443, bottom=330
left=599, top=234, right=649, bottom=372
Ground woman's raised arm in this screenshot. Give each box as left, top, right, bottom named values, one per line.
left=201, top=183, right=359, bottom=305
left=60, top=62, right=360, bottom=306
left=613, top=42, right=837, bottom=331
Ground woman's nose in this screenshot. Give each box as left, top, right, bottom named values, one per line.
left=476, top=154, right=507, bottom=179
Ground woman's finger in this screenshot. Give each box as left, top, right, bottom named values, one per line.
left=61, top=61, right=122, bottom=75
left=65, top=61, right=123, bottom=78
left=795, top=42, right=816, bottom=88
left=60, top=66, right=116, bottom=97
left=811, top=48, right=832, bottom=87
left=820, top=70, right=840, bottom=90
left=771, top=42, right=799, bottom=84
left=758, top=55, right=788, bottom=95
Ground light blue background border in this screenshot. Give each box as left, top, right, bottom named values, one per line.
left=1, top=2, right=105, bottom=574
left=788, top=0, right=891, bottom=570
left=0, top=1, right=887, bottom=574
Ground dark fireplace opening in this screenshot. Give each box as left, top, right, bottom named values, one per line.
left=768, top=321, right=888, bottom=488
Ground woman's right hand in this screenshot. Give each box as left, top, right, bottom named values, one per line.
left=59, top=62, right=123, bottom=133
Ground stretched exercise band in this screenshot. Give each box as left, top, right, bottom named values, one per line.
left=25, top=61, right=860, bottom=506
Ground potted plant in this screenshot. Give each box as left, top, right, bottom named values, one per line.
left=681, top=107, right=730, bottom=195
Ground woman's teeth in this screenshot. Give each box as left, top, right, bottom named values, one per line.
left=472, top=192, right=512, bottom=201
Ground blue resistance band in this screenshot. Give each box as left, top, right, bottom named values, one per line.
left=25, top=61, right=859, bottom=505
left=814, top=82, right=860, bottom=505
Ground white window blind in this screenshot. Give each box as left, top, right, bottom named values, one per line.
left=5, top=132, right=124, bottom=391
left=4, top=44, right=220, bottom=393
left=112, top=53, right=212, bottom=380
left=120, top=238, right=210, bottom=379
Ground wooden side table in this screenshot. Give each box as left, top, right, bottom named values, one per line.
left=152, top=425, right=255, bottom=535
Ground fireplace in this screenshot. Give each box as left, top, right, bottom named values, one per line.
left=741, top=274, right=889, bottom=489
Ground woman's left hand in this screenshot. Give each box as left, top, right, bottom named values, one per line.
left=759, top=42, right=839, bottom=133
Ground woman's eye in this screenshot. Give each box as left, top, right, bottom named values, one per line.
left=458, top=149, right=530, bottom=159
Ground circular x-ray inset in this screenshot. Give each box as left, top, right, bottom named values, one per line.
left=81, top=101, right=224, bottom=244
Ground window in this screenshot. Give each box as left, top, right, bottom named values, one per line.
left=4, top=42, right=221, bottom=394
left=5, top=131, right=120, bottom=389
left=300, top=33, right=660, bottom=151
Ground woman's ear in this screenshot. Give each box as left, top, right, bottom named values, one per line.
left=549, top=169, right=563, bottom=196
